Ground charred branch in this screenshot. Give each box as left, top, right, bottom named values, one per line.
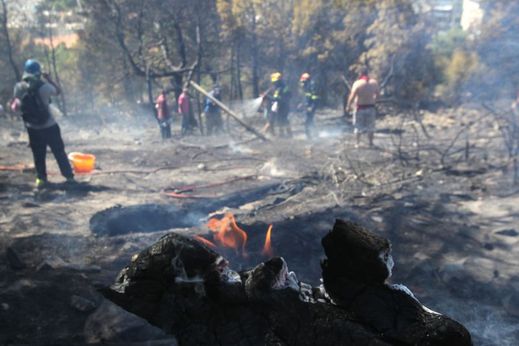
left=380, top=54, right=395, bottom=90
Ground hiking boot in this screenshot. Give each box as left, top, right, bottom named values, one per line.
left=35, top=178, right=48, bottom=189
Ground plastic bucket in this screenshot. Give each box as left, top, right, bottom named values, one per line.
left=68, top=152, right=96, bottom=173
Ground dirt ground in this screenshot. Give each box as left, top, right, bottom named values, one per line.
left=1, top=104, right=519, bottom=345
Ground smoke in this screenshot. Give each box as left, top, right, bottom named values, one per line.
left=229, top=142, right=255, bottom=154
left=55, top=101, right=157, bottom=143
left=229, top=97, right=264, bottom=119
left=259, top=159, right=287, bottom=178
left=317, top=129, right=345, bottom=139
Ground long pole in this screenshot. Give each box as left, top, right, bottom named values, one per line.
left=189, top=81, right=269, bottom=142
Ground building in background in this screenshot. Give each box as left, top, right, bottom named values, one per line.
left=460, top=0, right=483, bottom=32
left=415, top=0, right=483, bottom=33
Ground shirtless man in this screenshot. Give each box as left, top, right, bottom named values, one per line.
left=346, top=68, right=379, bottom=148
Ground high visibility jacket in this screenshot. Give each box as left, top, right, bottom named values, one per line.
left=272, top=81, right=291, bottom=114
left=302, top=80, right=318, bottom=107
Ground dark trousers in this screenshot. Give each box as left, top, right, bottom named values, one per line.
left=27, top=124, right=74, bottom=181
left=206, top=112, right=223, bottom=135
left=181, top=113, right=197, bottom=135
left=159, top=121, right=171, bottom=139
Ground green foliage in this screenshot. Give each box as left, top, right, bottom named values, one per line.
left=435, top=49, right=482, bottom=102
left=358, top=0, right=438, bottom=102
left=430, top=27, right=467, bottom=58
left=430, top=28, right=482, bottom=103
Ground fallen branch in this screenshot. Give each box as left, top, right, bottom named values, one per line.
left=190, top=81, right=269, bottom=142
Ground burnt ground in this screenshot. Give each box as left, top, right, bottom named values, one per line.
left=1, top=103, right=519, bottom=345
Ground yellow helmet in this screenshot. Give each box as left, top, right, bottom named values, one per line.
left=300, top=72, right=310, bottom=82
left=271, top=72, right=282, bottom=83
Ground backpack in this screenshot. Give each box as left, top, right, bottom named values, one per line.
left=20, top=80, right=51, bottom=125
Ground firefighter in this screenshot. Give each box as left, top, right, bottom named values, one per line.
left=269, top=72, right=292, bottom=138
left=299, top=73, right=319, bottom=139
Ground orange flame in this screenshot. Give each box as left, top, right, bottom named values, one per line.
left=207, top=213, right=248, bottom=255
left=262, top=224, right=274, bottom=257
left=194, top=235, right=217, bottom=249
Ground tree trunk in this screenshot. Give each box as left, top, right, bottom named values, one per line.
left=236, top=40, right=243, bottom=101
left=251, top=11, right=259, bottom=98
left=1, top=0, right=20, bottom=81
left=47, top=23, right=68, bottom=117
left=146, top=65, right=157, bottom=120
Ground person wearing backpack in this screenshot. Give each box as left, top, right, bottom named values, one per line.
left=10, top=59, right=75, bottom=189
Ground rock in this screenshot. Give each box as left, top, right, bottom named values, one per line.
left=70, top=295, right=97, bottom=312
left=1, top=303, right=9, bottom=311
left=6, top=247, right=26, bottom=270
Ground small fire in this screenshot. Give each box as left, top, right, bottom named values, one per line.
left=194, top=235, right=217, bottom=249
left=262, top=224, right=273, bottom=257
left=207, top=213, right=248, bottom=255
left=204, top=213, right=274, bottom=258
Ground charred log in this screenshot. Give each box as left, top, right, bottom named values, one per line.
left=101, top=220, right=472, bottom=346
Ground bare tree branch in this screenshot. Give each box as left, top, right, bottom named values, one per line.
left=380, top=54, right=395, bottom=89
left=105, top=0, right=193, bottom=79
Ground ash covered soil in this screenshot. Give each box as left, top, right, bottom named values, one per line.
left=1, top=105, right=519, bottom=345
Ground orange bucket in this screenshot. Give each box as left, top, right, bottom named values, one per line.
left=68, top=152, right=96, bottom=173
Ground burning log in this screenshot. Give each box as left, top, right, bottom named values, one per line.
left=101, top=219, right=472, bottom=346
